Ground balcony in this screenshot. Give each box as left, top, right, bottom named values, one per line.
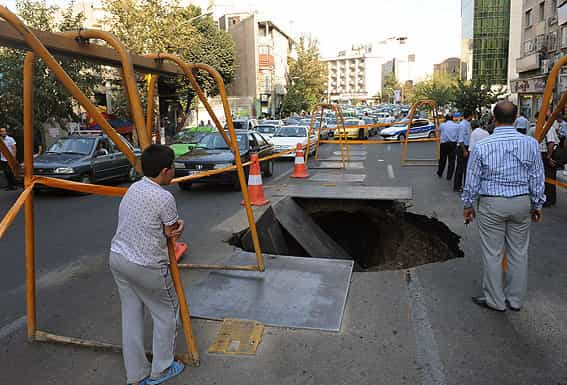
left=259, top=54, right=275, bottom=69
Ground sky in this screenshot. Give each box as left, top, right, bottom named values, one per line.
left=2, top=0, right=462, bottom=79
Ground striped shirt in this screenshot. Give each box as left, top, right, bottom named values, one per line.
left=457, top=119, right=471, bottom=146
left=462, top=126, right=546, bottom=210
left=440, top=121, right=460, bottom=143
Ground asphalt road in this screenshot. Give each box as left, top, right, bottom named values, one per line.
left=2, top=138, right=567, bottom=385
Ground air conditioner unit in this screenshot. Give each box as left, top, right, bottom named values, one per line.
left=548, top=16, right=558, bottom=26
left=542, top=59, right=551, bottom=74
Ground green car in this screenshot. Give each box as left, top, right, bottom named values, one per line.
left=170, top=126, right=215, bottom=157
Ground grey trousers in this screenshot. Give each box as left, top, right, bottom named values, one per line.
left=109, top=252, right=179, bottom=384
left=477, top=196, right=531, bottom=311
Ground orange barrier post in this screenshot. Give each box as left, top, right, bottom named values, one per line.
left=290, top=143, right=309, bottom=179
left=241, top=153, right=269, bottom=206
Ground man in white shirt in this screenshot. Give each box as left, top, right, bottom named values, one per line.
left=469, top=120, right=490, bottom=153
left=437, top=114, right=460, bottom=180
left=0, top=127, right=18, bottom=190
left=513, top=112, right=530, bottom=134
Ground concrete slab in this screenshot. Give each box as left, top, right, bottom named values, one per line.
left=288, top=184, right=413, bottom=200
left=186, top=251, right=353, bottom=331
left=333, top=150, right=367, bottom=156
left=272, top=198, right=349, bottom=258
left=317, top=155, right=366, bottom=161
left=308, top=172, right=366, bottom=183
left=308, top=161, right=364, bottom=170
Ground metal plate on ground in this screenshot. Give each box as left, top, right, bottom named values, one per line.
left=309, top=172, right=366, bottom=183
left=402, top=160, right=438, bottom=166
left=187, top=252, right=353, bottom=331
left=333, top=150, right=367, bottom=156
left=309, top=161, right=364, bottom=170
left=288, top=184, right=413, bottom=200
left=317, top=156, right=366, bottom=161
left=208, top=319, right=264, bottom=355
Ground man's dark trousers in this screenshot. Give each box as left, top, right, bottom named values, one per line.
left=541, top=153, right=557, bottom=205
left=453, top=145, right=468, bottom=190
left=0, top=160, right=16, bottom=189
left=438, top=142, right=457, bottom=179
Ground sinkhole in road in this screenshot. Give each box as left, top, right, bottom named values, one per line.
left=230, top=197, right=463, bottom=271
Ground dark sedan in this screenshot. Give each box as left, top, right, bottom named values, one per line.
left=33, top=134, right=140, bottom=185
left=174, top=130, right=274, bottom=191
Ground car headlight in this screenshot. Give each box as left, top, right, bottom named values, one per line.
left=54, top=167, right=74, bottom=174
left=174, top=162, right=185, bottom=169
left=214, top=163, right=232, bottom=169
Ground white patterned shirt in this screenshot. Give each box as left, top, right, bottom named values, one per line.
left=1, top=135, right=16, bottom=161
left=111, top=177, right=179, bottom=267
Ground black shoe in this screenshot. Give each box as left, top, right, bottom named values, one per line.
left=453, top=188, right=463, bottom=193
left=505, top=300, right=521, bottom=312
left=471, top=296, right=505, bottom=312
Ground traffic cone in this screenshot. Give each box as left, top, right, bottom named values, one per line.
left=290, top=143, right=309, bottom=178
left=241, top=153, right=269, bottom=206
left=174, top=241, right=188, bottom=262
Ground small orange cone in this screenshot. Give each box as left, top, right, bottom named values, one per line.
left=241, top=153, right=269, bottom=206
left=174, top=241, right=188, bottom=262
left=290, top=143, right=309, bottom=178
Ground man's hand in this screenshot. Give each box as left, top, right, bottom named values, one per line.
left=546, top=156, right=557, bottom=168
left=464, top=149, right=469, bottom=158
left=464, top=207, right=475, bottom=224
left=164, top=220, right=185, bottom=239
left=531, top=209, right=542, bottom=223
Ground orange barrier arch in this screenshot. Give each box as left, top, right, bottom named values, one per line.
left=401, top=99, right=441, bottom=166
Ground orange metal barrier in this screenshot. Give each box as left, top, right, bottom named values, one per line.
left=0, top=137, right=20, bottom=176
left=306, top=103, right=349, bottom=168
left=401, top=99, right=440, bottom=166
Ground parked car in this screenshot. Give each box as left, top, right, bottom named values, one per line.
left=174, top=130, right=274, bottom=190
left=256, top=124, right=280, bottom=141
left=270, top=125, right=317, bottom=158
left=380, top=119, right=436, bottom=141
left=231, top=118, right=259, bottom=130
left=33, top=134, right=140, bottom=185
left=170, top=126, right=215, bottom=157
left=361, top=117, right=378, bottom=136
left=299, top=118, right=330, bottom=139
left=334, top=119, right=369, bottom=140
left=260, top=119, right=284, bottom=127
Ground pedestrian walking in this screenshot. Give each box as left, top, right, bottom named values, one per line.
left=529, top=113, right=560, bottom=207
left=557, top=114, right=567, bottom=148
left=437, top=113, right=459, bottom=180
left=0, top=127, right=18, bottom=191
left=462, top=101, right=545, bottom=312
left=468, top=119, right=489, bottom=153
left=453, top=111, right=473, bottom=192
left=513, top=111, right=529, bottom=134
left=110, top=144, right=185, bottom=385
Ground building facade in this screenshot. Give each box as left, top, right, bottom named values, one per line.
left=461, top=0, right=511, bottom=85
left=433, top=57, right=463, bottom=78
left=511, top=0, right=564, bottom=120
left=220, top=13, right=294, bottom=117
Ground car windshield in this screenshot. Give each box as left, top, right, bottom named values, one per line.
left=257, top=125, right=277, bottom=134
left=198, top=132, right=247, bottom=150
left=173, top=130, right=206, bottom=144
left=274, top=126, right=307, bottom=137
left=232, top=121, right=249, bottom=130
left=46, top=137, right=95, bottom=155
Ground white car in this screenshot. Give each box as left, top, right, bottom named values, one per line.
left=270, top=125, right=317, bottom=158
left=256, top=124, right=279, bottom=140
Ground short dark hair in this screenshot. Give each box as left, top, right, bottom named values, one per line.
left=141, top=144, right=174, bottom=177
left=445, top=113, right=453, bottom=121
left=471, top=120, right=480, bottom=129
left=463, top=110, right=473, bottom=119
left=493, top=101, right=518, bottom=125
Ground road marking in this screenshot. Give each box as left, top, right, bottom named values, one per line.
left=387, top=145, right=391, bottom=152
left=0, top=316, right=26, bottom=341
left=377, top=159, right=385, bottom=162
left=406, top=269, right=448, bottom=385
left=387, top=164, right=395, bottom=179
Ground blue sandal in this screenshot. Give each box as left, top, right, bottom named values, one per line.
left=129, top=376, right=149, bottom=385
left=147, top=361, right=185, bottom=385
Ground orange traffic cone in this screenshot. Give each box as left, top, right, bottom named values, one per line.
left=290, top=143, right=309, bottom=178
left=174, top=241, right=188, bottom=262
left=241, top=153, right=269, bottom=206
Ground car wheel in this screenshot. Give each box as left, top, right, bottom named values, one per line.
left=126, top=166, right=138, bottom=182
left=398, top=133, right=406, bottom=142
left=428, top=131, right=436, bottom=138
left=178, top=182, right=192, bottom=191
left=263, top=159, right=274, bottom=177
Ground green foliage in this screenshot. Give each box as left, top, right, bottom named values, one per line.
left=0, top=0, right=101, bottom=131
left=103, top=0, right=236, bottom=99
left=452, top=80, right=506, bottom=115
left=282, top=36, right=326, bottom=114
left=410, top=74, right=455, bottom=108
left=381, top=73, right=401, bottom=104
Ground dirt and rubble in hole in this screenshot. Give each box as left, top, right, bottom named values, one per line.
left=229, top=198, right=463, bottom=272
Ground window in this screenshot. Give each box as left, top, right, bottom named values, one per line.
left=539, top=2, right=545, bottom=22
left=525, top=9, right=533, bottom=27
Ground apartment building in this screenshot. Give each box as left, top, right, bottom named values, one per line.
left=433, top=57, right=463, bottom=79
left=511, top=0, right=565, bottom=120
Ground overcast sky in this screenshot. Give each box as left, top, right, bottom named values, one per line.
left=3, top=0, right=462, bottom=79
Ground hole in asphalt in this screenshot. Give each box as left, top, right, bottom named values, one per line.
left=229, top=197, right=463, bottom=272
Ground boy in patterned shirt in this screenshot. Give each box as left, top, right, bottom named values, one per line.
left=110, top=145, right=185, bottom=385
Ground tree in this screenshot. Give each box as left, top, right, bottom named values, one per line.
left=452, top=80, right=506, bottom=116
left=0, top=1, right=101, bottom=133
left=410, top=74, right=456, bottom=109
left=103, top=0, right=237, bottom=117
left=282, top=36, right=326, bottom=114
left=381, top=73, right=400, bottom=104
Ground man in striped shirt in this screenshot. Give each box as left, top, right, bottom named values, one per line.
left=462, top=101, right=545, bottom=312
